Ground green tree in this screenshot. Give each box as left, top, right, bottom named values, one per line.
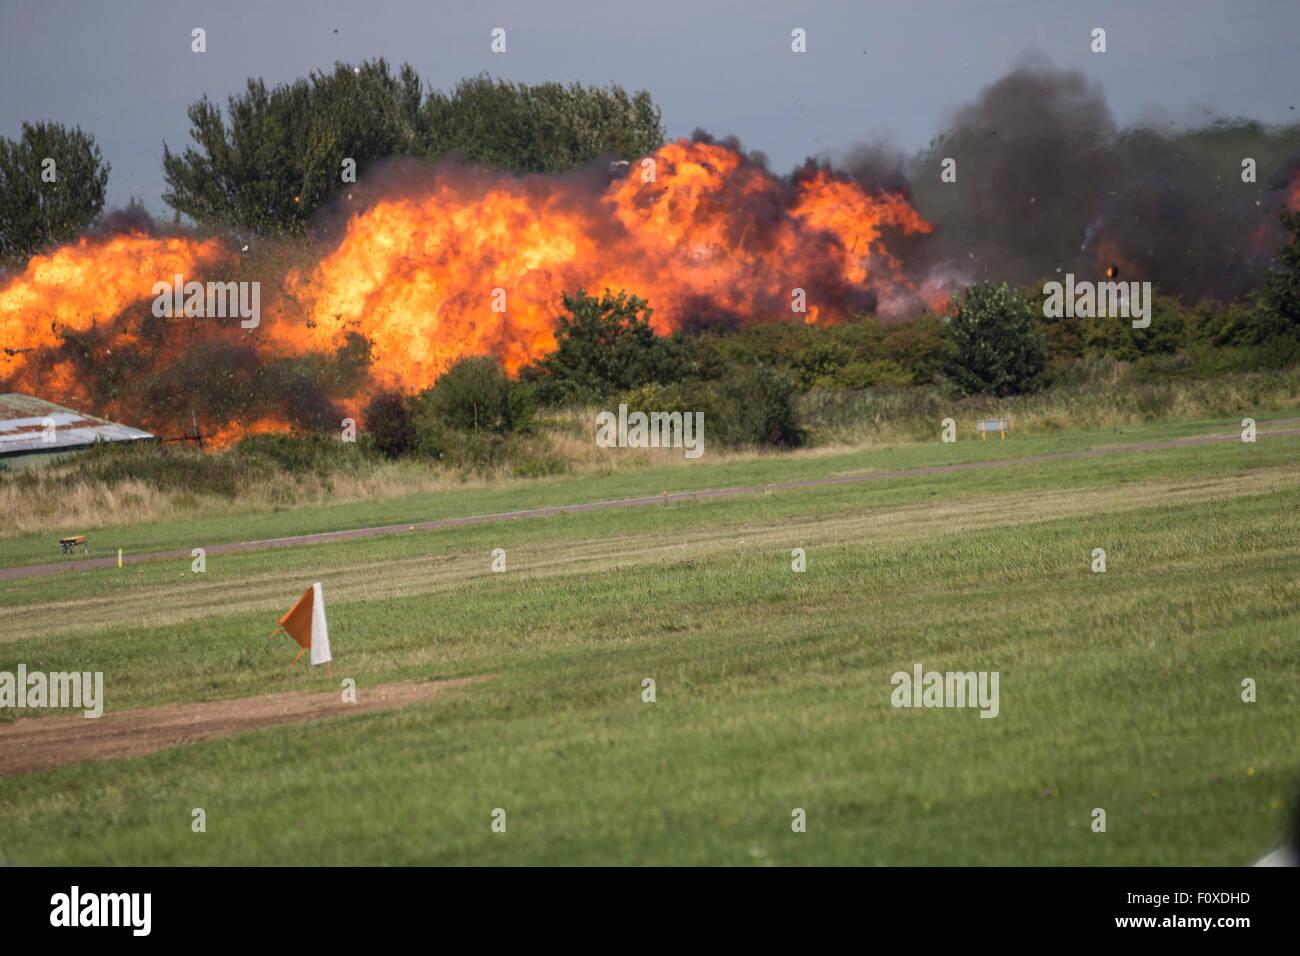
left=944, top=281, right=1047, bottom=396
left=419, top=355, right=534, bottom=433
left=521, top=289, right=694, bottom=404
left=162, top=64, right=665, bottom=235
left=162, top=59, right=424, bottom=234
left=0, top=121, right=109, bottom=265
left=1257, top=207, right=1300, bottom=340
left=422, top=75, right=664, bottom=173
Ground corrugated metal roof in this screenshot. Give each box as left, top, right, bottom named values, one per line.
left=0, top=394, right=154, bottom=457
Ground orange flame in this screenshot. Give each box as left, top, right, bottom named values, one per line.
left=280, top=139, right=933, bottom=386
left=1095, top=241, right=1140, bottom=286
left=1, top=139, right=933, bottom=442
left=0, top=233, right=228, bottom=352
left=0, top=233, right=230, bottom=406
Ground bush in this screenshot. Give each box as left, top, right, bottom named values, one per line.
left=62, top=440, right=269, bottom=498
left=686, top=321, right=812, bottom=381
left=418, top=355, right=535, bottom=434
left=363, top=390, right=415, bottom=458
left=410, top=414, right=450, bottom=460
left=504, top=380, right=536, bottom=434
left=792, top=341, right=851, bottom=390
left=513, top=455, right=567, bottom=478
left=614, top=380, right=711, bottom=416
left=612, top=370, right=800, bottom=449
left=424, top=356, right=507, bottom=431
left=709, top=366, right=803, bottom=448
left=881, top=314, right=948, bottom=384
left=838, top=358, right=915, bottom=389
left=1083, top=295, right=1189, bottom=360
left=1258, top=207, right=1300, bottom=339
left=439, top=429, right=510, bottom=472
left=944, top=282, right=1047, bottom=396
left=234, top=431, right=374, bottom=474
left=520, top=289, right=695, bottom=404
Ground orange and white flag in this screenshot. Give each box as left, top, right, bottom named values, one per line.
left=270, top=583, right=333, bottom=667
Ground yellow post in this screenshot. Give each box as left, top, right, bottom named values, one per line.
left=117, top=548, right=123, bottom=568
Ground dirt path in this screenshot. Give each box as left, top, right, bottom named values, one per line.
left=0, top=675, right=489, bottom=777
left=3, top=423, right=1297, bottom=582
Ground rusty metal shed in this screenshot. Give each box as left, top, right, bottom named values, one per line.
left=0, top=394, right=154, bottom=466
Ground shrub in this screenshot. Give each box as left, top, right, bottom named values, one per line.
left=881, top=313, right=948, bottom=384
left=410, top=414, right=451, bottom=460
left=441, top=429, right=509, bottom=472
left=1082, top=295, right=1189, bottom=360
left=425, top=356, right=509, bottom=432
left=62, top=440, right=269, bottom=498
left=685, top=321, right=811, bottom=381
left=944, top=282, right=1047, bottom=396
left=418, top=355, right=535, bottom=435
left=839, top=358, right=915, bottom=389
left=504, top=380, right=536, bottom=433
left=1258, top=207, right=1300, bottom=339
left=614, top=380, right=711, bottom=416
left=792, top=341, right=851, bottom=390
left=363, top=390, right=415, bottom=458
left=613, top=371, right=800, bottom=449
left=520, top=289, right=695, bottom=404
left=710, top=365, right=803, bottom=448
left=234, top=431, right=374, bottom=474
left=513, top=455, right=567, bottom=478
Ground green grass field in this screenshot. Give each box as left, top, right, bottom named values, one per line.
left=1, top=417, right=1297, bottom=864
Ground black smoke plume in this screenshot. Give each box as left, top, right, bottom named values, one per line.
left=890, top=51, right=1300, bottom=303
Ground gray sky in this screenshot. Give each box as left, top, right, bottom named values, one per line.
left=2, top=0, right=1297, bottom=214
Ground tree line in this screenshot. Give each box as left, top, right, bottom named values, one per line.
left=0, top=59, right=665, bottom=265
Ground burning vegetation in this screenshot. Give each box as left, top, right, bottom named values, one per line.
left=0, top=138, right=934, bottom=443
left=2, top=58, right=1299, bottom=448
